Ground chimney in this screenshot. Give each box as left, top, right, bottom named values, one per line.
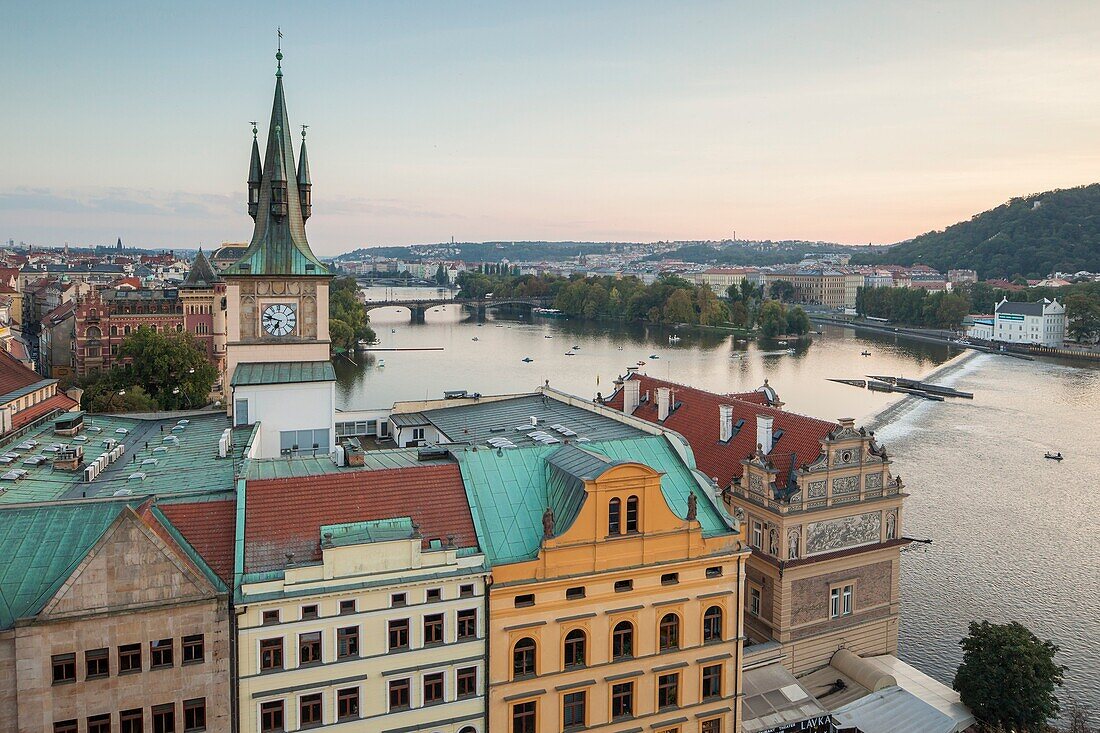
left=657, top=387, right=671, bottom=421
left=756, top=414, right=774, bottom=454
left=624, top=379, right=640, bottom=414
left=720, top=404, right=734, bottom=442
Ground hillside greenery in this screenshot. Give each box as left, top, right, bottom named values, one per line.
left=853, top=184, right=1100, bottom=279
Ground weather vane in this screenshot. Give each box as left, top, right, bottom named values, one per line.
left=301, top=124, right=309, bottom=139
left=249, top=120, right=258, bottom=137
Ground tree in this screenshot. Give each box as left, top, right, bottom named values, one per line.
left=1065, top=293, right=1100, bottom=342
left=785, top=306, right=810, bottom=335
left=329, top=318, right=356, bottom=352
left=953, top=620, right=1064, bottom=732
left=329, top=276, right=376, bottom=347
left=663, top=289, right=695, bottom=324
left=434, top=263, right=449, bottom=286
left=728, top=300, right=750, bottom=328
left=87, top=384, right=159, bottom=413
left=1063, top=698, right=1096, bottom=733
left=117, top=327, right=218, bottom=410
left=769, top=279, right=796, bottom=302
left=758, top=300, right=787, bottom=338
left=935, top=293, right=971, bottom=329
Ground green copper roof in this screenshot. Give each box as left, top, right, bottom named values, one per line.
left=225, top=61, right=328, bottom=278
left=230, top=361, right=336, bottom=387
left=452, top=434, right=733, bottom=566
left=182, top=249, right=220, bottom=289
left=0, top=502, right=128, bottom=628
left=321, top=518, right=416, bottom=547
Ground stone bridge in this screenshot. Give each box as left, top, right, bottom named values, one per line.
left=363, top=296, right=555, bottom=322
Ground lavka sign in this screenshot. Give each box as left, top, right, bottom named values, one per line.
left=758, top=715, right=834, bottom=733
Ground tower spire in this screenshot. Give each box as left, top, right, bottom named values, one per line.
left=225, top=47, right=327, bottom=277
left=297, top=125, right=312, bottom=221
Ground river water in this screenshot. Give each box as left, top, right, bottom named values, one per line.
left=339, top=286, right=1099, bottom=709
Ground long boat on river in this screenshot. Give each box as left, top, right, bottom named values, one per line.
left=866, top=379, right=946, bottom=401
left=866, top=375, right=974, bottom=399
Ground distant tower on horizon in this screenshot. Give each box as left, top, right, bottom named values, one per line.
left=116, top=237, right=123, bottom=251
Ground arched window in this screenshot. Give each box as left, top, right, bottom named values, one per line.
left=176, top=323, right=183, bottom=332
left=659, top=613, right=680, bottom=651
left=563, top=629, right=586, bottom=668
left=110, top=326, right=117, bottom=337
left=625, top=496, right=639, bottom=533
left=86, top=326, right=101, bottom=340
left=612, top=621, right=634, bottom=659
left=458, top=728, right=477, bottom=733
left=124, top=325, right=131, bottom=335
left=512, top=638, right=536, bottom=679
left=703, top=606, right=723, bottom=643
left=608, top=498, right=621, bottom=535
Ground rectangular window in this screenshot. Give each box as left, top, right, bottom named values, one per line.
left=337, top=687, right=360, bottom=721
left=337, top=626, right=359, bottom=659
left=457, top=666, right=478, bottom=698
left=657, top=672, right=679, bottom=709
left=260, top=638, right=284, bottom=671
left=85, top=648, right=109, bottom=679
left=152, top=704, right=175, bottom=733
left=749, top=587, right=761, bottom=617
left=301, top=605, right=319, bottom=620
left=298, top=632, right=322, bottom=665
left=388, top=619, right=410, bottom=650
left=119, top=643, right=141, bottom=673
left=511, top=701, right=536, bottom=733
left=460, top=583, right=475, bottom=598
left=611, top=681, right=634, bottom=719
left=424, top=671, right=445, bottom=705
left=661, top=572, right=679, bottom=585
left=702, top=664, right=722, bottom=699
left=182, top=634, right=204, bottom=665
left=150, top=639, right=174, bottom=669
left=751, top=521, right=763, bottom=549
left=391, top=593, right=407, bottom=607
left=52, top=652, right=76, bottom=684
left=426, top=587, right=442, bottom=602
left=262, top=609, right=280, bottom=625
left=830, top=583, right=854, bottom=618
left=88, top=715, right=111, bottom=733
left=259, top=701, right=284, bottom=733
left=423, top=613, right=444, bottom=645
left=563, top=691, right=586, bottom=729
left=614, top=579, right=633, bottom=593
left=234, top=399, right=249, bottom=426
left=54, top=722, right=77, bottom=733
left=457, top=608, right=477, bottom=639
left=339, top=599, right=356, bottom=615
left=706, top=566, right=723, bottom=578
left=120, top=709, right=143, bottom=733
left=625, top=498, right=639, bottom=532
left=299, top=693, right=322, bottom=729
left=389, top=679, right=411, bottom=711
left=565, top=586, right=586, bottom=600
left=183, top=699, right=206, bottom=733
left=514, top=593, right=535, bottom=608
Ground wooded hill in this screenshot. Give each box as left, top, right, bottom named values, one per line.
left=853, top=184, right=1100, bottom=279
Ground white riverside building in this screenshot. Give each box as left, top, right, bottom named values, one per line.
left=990, top=297, right=1066, bottom=347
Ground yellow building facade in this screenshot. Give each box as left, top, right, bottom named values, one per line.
left=487, top=461, right=750, bottom=733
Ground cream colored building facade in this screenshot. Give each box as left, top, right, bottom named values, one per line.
left=237, top=526, right=489, bottom=733
left=732, top=419, right=906, bottom=675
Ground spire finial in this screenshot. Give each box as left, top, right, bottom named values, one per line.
left=276, top=27, right=284, bottom=77
left=249, top=120, right=258, bottom=138
left=300, top=124, right=309, bottom=139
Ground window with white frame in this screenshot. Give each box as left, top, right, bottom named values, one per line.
left=829, top=583, right=854, bottom=618
left=751, top=521, right=763, bottom=549
left=749, top=586, right=761, bottom=617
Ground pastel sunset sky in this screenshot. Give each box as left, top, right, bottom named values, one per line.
left=3, top=1, right=1099, bottom=254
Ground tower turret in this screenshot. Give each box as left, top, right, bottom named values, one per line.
left=248, top=122, right=262, bottom=220
left=297, top=125, right=312, bottom=222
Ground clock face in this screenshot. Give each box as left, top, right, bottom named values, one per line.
left=262, top=303, right=298, bottom=336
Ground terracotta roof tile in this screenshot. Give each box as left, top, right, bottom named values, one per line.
left=10, top=394, right=78, bottom=431
left=605, top=373, right=837, bottom=490
left=159, top=500, right=237, bottom=584
left=0, top=350, right=47, bottom=397
left=244, top=464, right=477, bottom=574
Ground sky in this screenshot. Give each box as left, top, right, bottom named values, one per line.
left=2, top=1, right=1100, bottom=254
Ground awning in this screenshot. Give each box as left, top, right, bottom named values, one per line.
left=742, top=661, right=832, bottom=733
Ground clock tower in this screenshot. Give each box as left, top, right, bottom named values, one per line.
left=223, top=48, right=337, bottom=459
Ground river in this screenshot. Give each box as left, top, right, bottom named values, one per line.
left=338, top=285, right=1099, bottom=710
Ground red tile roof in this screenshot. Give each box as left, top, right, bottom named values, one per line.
left=244, top=464, right=477, bottom=574
left=605, top=373, right=837, bottom=490
left=0, top=349, right=45, bottom=397
left=159, top=500, right=237, bottom=584
left=10, top=393, right=78, bottom=431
